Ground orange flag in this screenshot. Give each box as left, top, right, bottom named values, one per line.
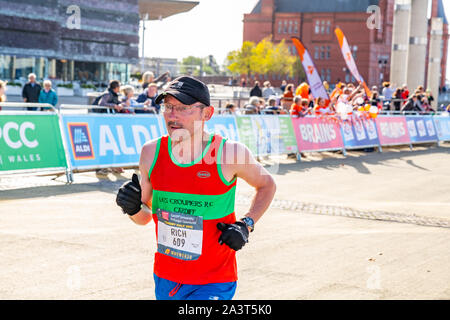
left=335, top=28, right=372, bottom=97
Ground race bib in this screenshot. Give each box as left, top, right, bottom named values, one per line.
left=156, top=208, right=203, bottom=261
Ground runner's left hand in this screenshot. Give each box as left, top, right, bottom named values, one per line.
left=217, top=221, right=249, bottom=251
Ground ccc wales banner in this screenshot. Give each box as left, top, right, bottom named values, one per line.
left=235, top=115, right=298, bottom=156
left=0, top=113, right=67, bottom=172
left=61, top=114, right=165, bottom=169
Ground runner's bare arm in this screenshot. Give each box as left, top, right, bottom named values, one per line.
left=222, top=141, right=276, bottom=224
left=129, top=139, right=157, bottom=225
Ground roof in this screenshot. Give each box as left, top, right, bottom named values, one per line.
left=437, top=0, right=448, bottom=25
left=251, top=0, right=380, bottom=14
left=138, top=0, right=199, bottom=20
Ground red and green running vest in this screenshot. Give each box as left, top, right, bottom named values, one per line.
left=149, top=133, right=238, bottom=285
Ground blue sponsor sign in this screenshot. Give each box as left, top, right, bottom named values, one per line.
left=204, top=115, right=240, bottom=141
left=62, top=114, right=165, bottom=169
left=341, top=118, right=380, bottom=149
left=433, top=116, right=450, bottom=141
left=405, top=116, right=438, bottom=143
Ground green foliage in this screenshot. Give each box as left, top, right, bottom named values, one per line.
left=57, top=83, right=73, bottom=89
left=81, top=84, right=96, bottom=89
left=226, top=37, right=300, bottom=79
left=7, top=82, right=22, bottom=87
left=226, top=41, right=256, bottom=77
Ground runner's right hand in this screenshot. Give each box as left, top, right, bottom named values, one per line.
left=116, top=173, right=142, bottom=216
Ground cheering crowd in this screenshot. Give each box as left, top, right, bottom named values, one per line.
left=228, top=80, right=449, bottom=119
left=1, top=73, right=450, bottom=117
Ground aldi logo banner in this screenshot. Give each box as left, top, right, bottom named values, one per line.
left=67, top=123, right=95, bottom=160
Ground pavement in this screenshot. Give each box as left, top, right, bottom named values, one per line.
left=0, top=144, right=449, bottom=299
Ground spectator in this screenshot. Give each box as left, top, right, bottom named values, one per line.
left=141, top=71, right=154, bottom=90
left=243, top=96, right=262, bottom=114
left=425, top=89, right=434, bottom=109
left=38, top=80, right=58, bottom=111
left=120, top=85, right=150, bottom=114
left=241, top=78, right=246, bottom=87
left=371, top=86, right=379, bottom=96
left=369, top=91, right=381, bottom=108
left=262, top=81, right=275, bottom=99
left=96, top=80, right=123, bottom=113
left=264, top=96, right=281, bottom=114
left=249, top=81, right=262, bottom=97
left=381, top=81, right=395, bottom=106
left=223, top=103, right=239, bottom=115
left=22, top=73, right=42, bottom=111
left=136, top=83, right=160, bottom=113
left=96, top=80, right=126, bottom=175
left=281, top=83, right=294, bottom=111
left=401, top=84, right=409, bottom=101
left=290, top=96, right=310, bottom=117
left=313, top=97, right=333, bottom=116
left=421, top=97, right=433, bottom=113
left=401, top=94, right=422, bottom=112
left=295, top=82, right=310, bottom=100
left=323, top=81, right=330, bottom=93
left=0, top=80, right=6, bottom=111
left=392, top=87, right=403, bottom=111
left=280, top=80, right=287, bottom=93
left=330, top=82, right=345, bottom=100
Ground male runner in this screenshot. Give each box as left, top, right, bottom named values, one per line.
left=116, top=76, right=276, bottom=300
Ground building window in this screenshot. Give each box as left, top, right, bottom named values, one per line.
left=294, top=21, right=298, bottom=34
left=314, top=46, right=319, bottom=59
left=320, top=46, right=325, bottom=60
left=352, top=45, right=358, bottom=59
left=284, top=20, right=288, bottom=33
left=278, top=21, right=282, bottom=34
left=321, top=20, right=326, bottom=34
left=326, top=69, right=331, bottom=82
left=315, top=20, right=320, bottom=34
left=326, top=46, right=331, bottom=59
left=326, top=21, right=331, bottom=34
left=345, top=74, right=350, bottom=83
left=288, top=21, right=292, bottom=34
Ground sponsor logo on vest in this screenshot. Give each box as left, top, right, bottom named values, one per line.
left=197, top=170, right=211, bottom=178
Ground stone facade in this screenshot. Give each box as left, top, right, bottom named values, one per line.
left=0, top=0, right=139, bottom=63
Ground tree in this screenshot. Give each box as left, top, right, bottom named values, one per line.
left=226, top=37, right=300, bottom=81
left=226, top=41, right=256, bottom=78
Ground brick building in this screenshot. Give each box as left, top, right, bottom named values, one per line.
left=243, top=0, right=448, bottom=89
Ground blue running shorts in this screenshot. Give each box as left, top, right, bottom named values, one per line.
left=153, top=274, right=237, bottom=300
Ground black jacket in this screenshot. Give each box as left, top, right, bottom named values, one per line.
left=94, top=88, right=121, bottom=113
left=402, top=99, right=422, bottom=112
left=249, top=85, right=262, bottom=97
left=22, top=82, right=42, bottom=103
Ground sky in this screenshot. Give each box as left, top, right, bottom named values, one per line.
left=140, top=0, right=259, bottom=65
left=141, top=0, right=450, bottom=83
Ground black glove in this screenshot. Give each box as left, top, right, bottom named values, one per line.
left=217, top=221, right=249, bottom=251
left=116, top=173, right=142, bottom=216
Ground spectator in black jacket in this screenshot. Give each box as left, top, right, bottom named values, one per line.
left=401, top=94, right=422, bottom=112
left=249, top=81, right=262, bottom=97
left=96, top=80, right=123, bottom=113
left=22, top=73, right=42, bottom=111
